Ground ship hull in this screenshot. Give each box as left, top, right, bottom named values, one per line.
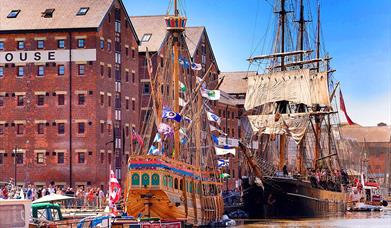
left=242, top=176, right=348, bottom=218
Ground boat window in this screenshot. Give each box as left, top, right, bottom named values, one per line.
left=152, top=173, right=160, bottom=185
left=174, top=178, right=178, bottom=189
left=180, top=179, right=184, bottom=191
left=169, top=176, right=173, bottom=188
left=131, top=173, right=140, bottom=186
left=142, top=173, right=150, bottom=186
left=163, top=175, right=167, bottom=186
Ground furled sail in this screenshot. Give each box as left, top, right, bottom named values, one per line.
left=242, top=113, right=310, bottom=144
left=244, top=69, right=330, bottom=111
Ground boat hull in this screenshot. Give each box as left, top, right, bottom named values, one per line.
left=242, top=176, right=348, bottom=218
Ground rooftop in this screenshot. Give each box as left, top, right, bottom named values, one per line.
left=130, top=15, right=168, bottom=53
left=0, top=0, right=115, bottom=31
left=184, top=26, right=205, bottom=57
left=218, top=71, right=257, bottom=94
left=340, top=125, right=391, bottom=143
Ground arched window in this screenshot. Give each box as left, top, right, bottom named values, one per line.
left=174, top=178, right=178, bottom=189
left=152, top=173, right=160, bottom=186
left=180, top=179, right=184, bottom=191
left=141, top=173, right=150, bottom=186
left=189, top=182, right=193, bottom=193
left=168, top=176, right=173, bottom=188
left=131, top=173, right=140, bottom=186
left=197, top=182, right=202, bottom=194
left=163, top=175, right=167, bottom=186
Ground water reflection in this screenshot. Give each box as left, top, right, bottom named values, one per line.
left=237, top=209, right=391, bottom=227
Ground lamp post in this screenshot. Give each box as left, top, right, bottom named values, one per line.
left=13, top=146, right=18, bottom=186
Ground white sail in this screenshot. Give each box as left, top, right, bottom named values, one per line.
left=244, top=69, right=330, bottom=111
left=245, top=113, right=310, bottom=144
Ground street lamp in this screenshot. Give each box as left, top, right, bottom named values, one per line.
left=13, top=146, right=19, bottom=187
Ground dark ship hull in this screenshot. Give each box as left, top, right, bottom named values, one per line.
left=242, top=176, right=347, bottom=218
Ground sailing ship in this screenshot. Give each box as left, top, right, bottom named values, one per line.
left=124, top=0, right=224, bottom=225
left=239, top=0, right=349, bottom=218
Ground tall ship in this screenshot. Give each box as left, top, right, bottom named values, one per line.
left=239, top=0, right=349, bottom=218
left=123, top=0, right=223, bottom=225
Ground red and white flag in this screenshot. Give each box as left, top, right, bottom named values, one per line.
left=132, top=129, right=144, bottom=147
left=339, top=90, right=356, bottom=125
left=109, top=170, right=121, bottom=207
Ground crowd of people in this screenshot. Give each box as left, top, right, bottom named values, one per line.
left=0, top=179, right=108, bottom=210
left=308, top=168, right=349, bottom=192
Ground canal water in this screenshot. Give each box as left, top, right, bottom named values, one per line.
left=237, top=208, right=391, bottom=227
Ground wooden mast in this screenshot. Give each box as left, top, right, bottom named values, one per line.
left=172, top=0, right=181, bottom=160
left=316, top=2, right=321, bottom=72
left=278, top=0, right=287, bottom=171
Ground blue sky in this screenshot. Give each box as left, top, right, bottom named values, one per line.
left=124, top=0, right=391, bottom=126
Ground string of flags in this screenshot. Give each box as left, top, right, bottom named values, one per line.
left=179, top=56, right=202, bottom=71
left=201, top=89, right=220, bottom=101
left=132, top=129, right=144, bottom=147
left=217, top=159, right=229, bottom=168
left=162, top=107, right=182, bottom=122
left=206, top=111, right=221, bottom=125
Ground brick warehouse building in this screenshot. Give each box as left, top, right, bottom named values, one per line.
left=0, top=0, right=139, bottom=189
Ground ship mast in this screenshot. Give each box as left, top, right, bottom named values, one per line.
left=279, top=0, right=287, bottom=71
left=316, top=3, right=321, bottom=72
left=166, top=0, right=186, bottom=160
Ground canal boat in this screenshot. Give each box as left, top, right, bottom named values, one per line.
left=238, top=0, right=349, bottom=218
left=123, top=0, right=224, bottom=226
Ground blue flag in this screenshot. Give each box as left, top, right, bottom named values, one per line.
left=211, top=134, right=219, bottom=145
left=179, top=56, right=190, bottom=69
left=162, top=108, right=182, bottom=122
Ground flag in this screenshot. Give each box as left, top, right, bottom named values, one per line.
left=109, top=170, right=121, bottom=206
left=207, top=111, right=221, bottom=125
left=179, top=56, right=190, bottom=69
left=220, top=173, right=230, bottom=178
left=179, top=97, right=187, bottom=107
left=211, top=134, right=219, bottom=145
left=180, top=82, right=187, bottom=92
left=201, top=89, right=220, bottom=101
left=158, top=123, right=174, bottom=136
left=209, top=124, right=227, bottom=136
left=162, top=108, right=182, bottom=122
left=191, top=62, right=202, bottom=71
left=183, top=116, right=192, bottom=124
left=180, top=128, right=188, bottom=145
left=217, top=159, right=229, bottom=168
left=215, top=146, right=236, bottom=156
left=153, top=132, right=161, bottom=143
left=339, top=90, right=356, bottom=125
left=132, top=129, right=144, bottom=147
left=148, top=145, right=161, bottom=155
left=196, top=76, right=206, bottom=89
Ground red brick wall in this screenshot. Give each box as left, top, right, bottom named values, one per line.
left=0, top=0, right=138, bottom=190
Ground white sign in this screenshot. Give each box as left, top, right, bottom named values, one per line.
left=0, top=49, right=96, bottom=64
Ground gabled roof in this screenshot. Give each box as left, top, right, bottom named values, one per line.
left=219, top=71, right=257, bottom=95
left=130, top=15, right=168, bottom=53
left=0, top=0, right=113, bottom=31
left=184, top=26, right=205, bottom=57
left=341, top=125, right=391, bottom=143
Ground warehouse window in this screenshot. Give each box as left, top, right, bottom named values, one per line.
left=36, top=152, right=45, bottom=163
left=7, top=10, right=20, bottom=18
left=0, top=41, right=4, bottom=50
left=57, top=40, right=65, bottom=48
left=17, top=41, right=24, bottom=50
left=76, top=7, right=89, bottom=16
left=16, top=124, right=24, bottom=135
left=17, top=95, right=24, bottom=106
left=17, top=66, right=24, bottom=77
left=58, top=123, right=65, bottom=134
left=16, top=153, right=23, bottom=164
left=141, top=33, right=152, bottom=42
left=37, top=95, right=45, bottom=106
left=37, top=40, right=45, bottom=49
left=78, top=64, right=85, bottom=75
left=78, top=152, right=85, bottom=163
left=77, top=39, right=85, bottom=48
left=0, top=96, right=4, bottom=107
left=37, top=66, right=45, bottom=76
left=42, top=8, right=55, bottom=18
left=58, top=65, right=65, bottom=75
left=57, top=152, right=64, bottom=164
left=58, top=94, right=65, bottom=105
left=78, top=123, right=85, bottom=134
left=78, top=94, right=85, bottom=105
left=37, top=124, right=45, bottom=135
left=0, top=66, right=4, bottom=77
